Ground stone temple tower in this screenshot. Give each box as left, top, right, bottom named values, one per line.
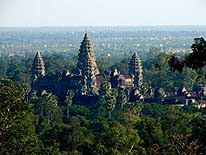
left=32, top=51, right=46, bottom=81
left=129, top=52, right=143, bottom=88
left=77, top=33, right=99, bottom=75
left=77, top=34, right=99, bottom=96
left=81, top=52, right=98, bottom=96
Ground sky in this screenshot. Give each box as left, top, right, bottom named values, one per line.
left=0, top=0, right=206, bottom=27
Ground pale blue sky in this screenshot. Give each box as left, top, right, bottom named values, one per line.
left=0, top=0, right=206, bottom=26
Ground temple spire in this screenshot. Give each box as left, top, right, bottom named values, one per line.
left=77, top=33, right=99, bottom=75
left=80, top=50, right=98, bottom=95
left=32, top=51, right=46, bottom=81
left=83, top=33, right=89, bottom=40
left=129, top=52, right=143, bottom=88
left=77, top=34, right=99, bottom=95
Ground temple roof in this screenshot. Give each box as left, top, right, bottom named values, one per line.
left=77, top=33, right=99, bottom=75
left=77, top=34, right=99, bottom=96
left=32, top=51, right=46, bottom=79
left=129, top=52, right=143, bottom=88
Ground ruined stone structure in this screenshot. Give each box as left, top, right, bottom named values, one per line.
left=110, top=69, right=134, bottom=89
left=31, top=33, right=144, bottom=105
left=129, top=52, right=143, bottom=88
left=32, top=51, right=46, bottom=81
left=80, top=51, right=98, bottom=96
left=77, top=33, right=99, bottom=75
left=78, top=34, right=99, bottom=96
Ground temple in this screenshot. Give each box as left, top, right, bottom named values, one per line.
left=129, top=52, right=143, bottom=88
left=30, top=34, right=206, bottom=107
left=32, top=51, right=46, bottom=81
left=78, top=34, right=99, bottom=96
left=77, top=33, right=99, bottom=76
left=30, top=33, right=143, bottom=105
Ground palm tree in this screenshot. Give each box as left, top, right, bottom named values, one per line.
left=65, top=90, right=74, bottom=119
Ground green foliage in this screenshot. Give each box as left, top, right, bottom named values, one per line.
left=117, top=89, right=127, bottom=108
left=2, top=79, right=206, bottom=154
left=2, top=36, right=206, bottom=154
left=168, top=37, right=206, bottom=83
left=99, top=81, right=111, bottom=96
left=144, top=52, right=198, bottom=90
left=0, top=78, right=38, bottom=155
left=188, top=37, right=206, bottom=70
left=31, top=93, right=63, bottom=153
left=110, top=58, right=130, bottom=74
left=31, top=93, right=63, bottom=128
left=106, top=89, right=118, bottom=119
left=64, top=90, right=75, bottom=120
left=137, top=117, right=164, bottom=147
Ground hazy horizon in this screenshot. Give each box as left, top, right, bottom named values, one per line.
left=1, top=25, right=206, bottom=28
left=1, top=0, right=206, bottom=27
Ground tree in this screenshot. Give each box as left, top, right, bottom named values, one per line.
left=0, top=78, right=38, bottom=155
left=95, top=122, right=140, bottom=155
left=117, top=90, right=127, bottom=108
left=31, top=93, right=63, bottom=128
left=137, top=117, right=164, bottom=149
left=31, top=93, right=63, bottom=153
left=97, top=82, right=111, bottom=117
left=64, top=90, right=75, bottom=120
left=107, top=95, right=116, bottom=119
left=99, top=82, right=118, bottom=119
left=130, top=103, right=143, bottom=117
left=154, top=88, right=166, bottom=104
left=168, top=37, right=206, bottom=73
left=187, top=37, right=206, bottom=71
left=106, top=89, right=118, bottom=119
left=143, top=51, right=200, bottom=92
left=189, top=114, right=206, bottom=154
left=97, top=96, right=107, bottom=117
left=99, top=81, right=111, bottom=96
left=159, top=88, right=166, bottom=104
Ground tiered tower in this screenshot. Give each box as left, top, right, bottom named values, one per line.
left=77, top=33, right=99, bottom=75
left=129, top=52, right=143, bottom=88
left=78, top=34, right=99, bottom=95
left=32, top=51, right=46, bottom=81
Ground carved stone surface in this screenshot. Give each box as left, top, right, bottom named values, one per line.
left=32, top=51, right=46, bottom=81
left=129, top=52, right=143, bottom=88
left=77, top=33, right=99, bottom=75
left=77, top=33, right=99, bottom=96
left=30, top=35, right=146, bottom=105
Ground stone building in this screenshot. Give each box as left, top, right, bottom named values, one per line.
left=32, top=51, right=46, bottom=81
left=31, top=33, right=144, bottom=105
left=77, top=33, right=99, bottom=96
left=129, top=52, right=143, bottom=89
left=77, top=33, right=99, bottom=76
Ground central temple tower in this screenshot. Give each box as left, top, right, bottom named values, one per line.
left=32, top=51, right=46, bottom=81
left=129, top=52, right=143, bottom=89
left=77, top=33, right=99, bottom=95
left=77, top=33, right=99, bottom=75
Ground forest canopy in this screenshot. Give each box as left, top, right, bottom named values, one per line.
left=1, top=37, right=206, bottom=154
